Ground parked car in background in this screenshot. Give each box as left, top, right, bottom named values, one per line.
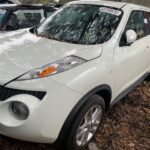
left=0, top=0, right=21, bottom=4
left=0, top=1, right=149, bottom=150
left=0, top=4, right=58, bottom=32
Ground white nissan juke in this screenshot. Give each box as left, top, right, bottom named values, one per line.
left=0, top=1, right=150, bottom=150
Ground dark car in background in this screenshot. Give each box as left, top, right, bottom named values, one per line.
left=0, top=0, right=21, bottom=4
left=0, top=4, right=59, bottom=32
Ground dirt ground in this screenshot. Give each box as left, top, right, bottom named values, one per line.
left=0, top=81, right=150, bottom=150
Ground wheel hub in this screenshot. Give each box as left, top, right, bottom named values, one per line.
left=76, top=105, right=102, bottom=146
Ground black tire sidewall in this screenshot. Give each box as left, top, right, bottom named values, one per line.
left=146, top=75, right=150, bottom=81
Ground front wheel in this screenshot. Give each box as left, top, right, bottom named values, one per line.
left=145, top=75, right=150, bottom=81
left=64, top=95, right=105, bottom=150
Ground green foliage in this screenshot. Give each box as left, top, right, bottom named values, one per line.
left=20, top=0, right=150, bottom=7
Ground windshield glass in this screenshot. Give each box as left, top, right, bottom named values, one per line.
left=0, top=9, right=6, bottom=24
left=36, top=4, right=123, bottom=45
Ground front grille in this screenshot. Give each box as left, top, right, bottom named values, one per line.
left=0, top=86, right=46, bottom=101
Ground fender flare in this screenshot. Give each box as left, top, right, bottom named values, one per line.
left=55, top=84, right=112, bottom=147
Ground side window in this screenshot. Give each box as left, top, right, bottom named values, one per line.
left=120, top=10, right=149, bottom=46
left=125, top=11, right=145, bottom=39
left=0, top=9, right=6, bottom=22
left=144, top=12, right=150, bottom=35
left=14, top=10, right=42, bottom=29
left=4, top=10, right=42, bottom=31
left=3, top=13, right=19, bottom=31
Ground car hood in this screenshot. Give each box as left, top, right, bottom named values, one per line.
left=0, top=29, right=103, bottom=84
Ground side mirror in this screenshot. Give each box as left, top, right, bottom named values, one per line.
left=126, top=30, right=137, bottom=45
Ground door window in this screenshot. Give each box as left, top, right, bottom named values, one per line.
left=14, top=10, right=42, bottom=28
left=0, top=9, right=6, bottom=22
left=125, top=11, right=145, bottom=39
left=120, top=10, right=150, bottom=46
left=144, top=12, right=150, bottom=34
left=4, top=10, right=43, bottom=31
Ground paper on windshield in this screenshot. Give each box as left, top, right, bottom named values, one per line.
left=100, top=7, right=122, bottom=16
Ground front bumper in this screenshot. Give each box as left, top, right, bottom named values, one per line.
left=0, top=77, right=83, bottom=143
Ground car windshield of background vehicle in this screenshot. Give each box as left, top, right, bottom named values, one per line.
left=0, top=9, right=6, bottom=24
left=35, top=4, right=123, bottom=45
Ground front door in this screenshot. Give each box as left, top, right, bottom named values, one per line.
left=115, top=10, right=150, bottom=95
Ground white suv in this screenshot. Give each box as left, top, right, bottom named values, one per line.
left=0, top=1, right=150, bottom=150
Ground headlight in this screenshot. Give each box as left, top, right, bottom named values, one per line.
left=9, top=101, right=29, bottom=120
left=16, top=56, right=86, bottom=81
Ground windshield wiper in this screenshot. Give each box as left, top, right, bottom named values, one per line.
left=77, top=11, right=99, bottom=44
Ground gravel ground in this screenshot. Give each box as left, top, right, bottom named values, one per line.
left=0, top=81, right=150, bottom=150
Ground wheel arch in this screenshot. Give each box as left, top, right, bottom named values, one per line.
left=55, top=84, right=112, bottom=148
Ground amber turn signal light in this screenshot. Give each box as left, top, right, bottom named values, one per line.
left=38, top=66, right=56, bottom=77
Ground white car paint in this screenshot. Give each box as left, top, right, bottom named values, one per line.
left=0, top=29, right=103, bottom=84
left=0, top=0, right=150, bottom=145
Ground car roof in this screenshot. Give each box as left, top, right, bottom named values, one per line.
left=68, top=0, right=150, bottom=10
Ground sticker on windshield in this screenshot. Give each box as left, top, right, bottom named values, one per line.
left=100, top=7, right=122, bottom=16
left=0, top=9, right=6, bottom=14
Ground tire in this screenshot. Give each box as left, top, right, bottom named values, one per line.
left=145, top=75, right=150, bottom=81
left=64, top=94, right=105, bottom=150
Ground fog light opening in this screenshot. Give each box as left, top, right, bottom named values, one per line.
left=9, top=101, right=29, bottom=120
